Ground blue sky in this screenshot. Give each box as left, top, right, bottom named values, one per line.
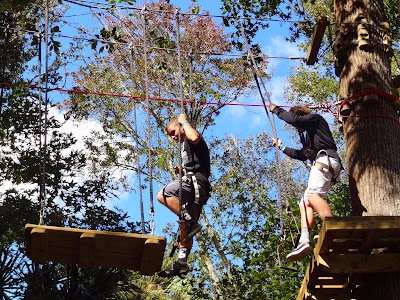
left=53, top=0, right=306, bottom=236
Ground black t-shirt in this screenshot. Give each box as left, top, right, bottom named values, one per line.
left=273, top=107, right=339, bottom=161
left=182, top=136, right=211, bottom=188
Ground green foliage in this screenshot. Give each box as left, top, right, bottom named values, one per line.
left=0, top=0, right=357, bottom=299
left=0, top=1, right=147, bottom=298
left=285, top=64, right=339, bottom=106
left=0, top=246, right=26, bottom=299
left=68, top=0, right=267, bottom=191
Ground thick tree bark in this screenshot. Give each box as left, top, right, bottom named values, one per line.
left=335, top=0, right=400, bottom=215
left=335, top=0, right=400, bottom=298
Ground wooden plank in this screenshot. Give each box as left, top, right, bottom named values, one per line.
left=309, top=287, right=357, bottom=300
left=305, top=16, right=328, bottom=65
left=30, top=227, right=48, bottom=263
left=140, top=238, right=165, bottom=275
left=314, top=228, right=334, bottom=256
left=308, top=270, right=350, bottom=286
left=25, top=224, right=166, bottom=274
left=79, top=233, right=96, bottom=269
left=298, top=217, right=400, bottom=300
left=315, top=216, right=400, bottom=256
left=297, top=274, right=310, bottom=300
left=316, top=253, right=400, bottom=273
left=324, top=216, right=400, bottom=231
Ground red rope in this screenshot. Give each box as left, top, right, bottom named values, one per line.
left=1, top=82, right=399, bottom=124
left=311, top=89, right=400, bottom=125
left=0, top=82, right=270, bottom=108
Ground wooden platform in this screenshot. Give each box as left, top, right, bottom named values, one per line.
left=25, top=224, right=167, bottom=275
left=297, top=216, right=400, bottom=300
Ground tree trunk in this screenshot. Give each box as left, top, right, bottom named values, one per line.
left=335, top=0, right=400, bottom=298
left=197, top=237, right=223, bottom=297
left=202, top=211, right=233, bottom=280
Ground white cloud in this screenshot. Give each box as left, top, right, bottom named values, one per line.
left=266, top=35, right=305, bottom=58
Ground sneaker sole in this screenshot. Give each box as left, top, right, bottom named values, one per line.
left=182, top=223, right=202, bottom=243
left=158, top=268, right=189, bottom=278
left=286, top=245, right=313, bottom=261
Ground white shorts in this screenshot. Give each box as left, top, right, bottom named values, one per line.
left=300, top=152, right=342, bottom=204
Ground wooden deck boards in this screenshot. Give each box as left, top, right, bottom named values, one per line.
left=297, top=216, right=400, bottom=300
left=25, top=224, right=166, bottom=275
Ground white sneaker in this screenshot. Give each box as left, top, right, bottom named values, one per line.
left=286, top=241, right=313, bottom=261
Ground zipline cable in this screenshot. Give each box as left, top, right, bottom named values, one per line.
left=2, top=82, right=399, bottom=124
left=129, top=42, right=145, bottom=234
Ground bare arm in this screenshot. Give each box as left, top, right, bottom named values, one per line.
left=178, top=114, right=200, bottom=144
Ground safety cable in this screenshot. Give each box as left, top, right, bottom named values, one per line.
left=175, top=8, right=185, bottom=221
left=0, top=24, right=9, bottom=115
left=64, top=0, right=309, bottom=24
left=236, top=12, right=289, bottom=238
left=142, top=7, right=156, bottom=235
left=0, top=25, right=306, bottom=61
left=39, top=0, right=50, bottom=226
left=129, top=42, right=145, bottom=234
left=189, top=51, right=194, bottom=113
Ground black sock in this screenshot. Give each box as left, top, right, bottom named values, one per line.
left=177, top=247, right=190, bottom=263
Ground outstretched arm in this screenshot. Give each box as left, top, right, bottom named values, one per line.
left=269, top=103, right=317, bottom=128
left=178, top=114, right=200, bottom=144
left=272, top=137, right=307, bottom=161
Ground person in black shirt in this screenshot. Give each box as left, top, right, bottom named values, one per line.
left=269, top=103, right=342, bottom=261
left=157, top=114, right=211, bottom=277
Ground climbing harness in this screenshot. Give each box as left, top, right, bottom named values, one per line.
left=183, top=171, right=200, bottom=204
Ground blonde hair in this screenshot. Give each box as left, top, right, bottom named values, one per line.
left=289, top=106, right=311, bottom=116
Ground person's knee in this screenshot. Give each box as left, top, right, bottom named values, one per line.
left=156, top=190, right=164, bottom=203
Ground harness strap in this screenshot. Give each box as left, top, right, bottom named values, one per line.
left=314, top=150, right=340, bottom=184
left=184, top=171, right=200, bottom=204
